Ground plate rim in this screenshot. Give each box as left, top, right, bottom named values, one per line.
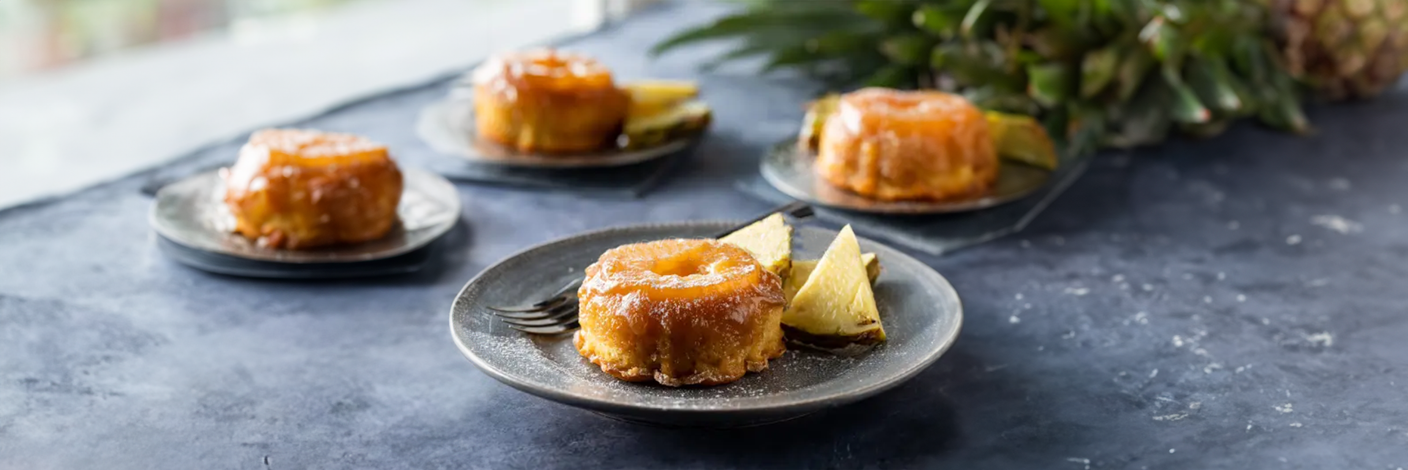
left=152, top=233, right=436, bottom=279
left=449, top=220, right=964, bottom=417
left=759, top=141, right=1053, bottom=215
left=149, top=167, right=461, bottom=264
left=416, top=98, right=703, bottom=169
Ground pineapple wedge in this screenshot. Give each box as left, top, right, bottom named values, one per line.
left=797, top=93, right=841, bottom=152
left=622, top=100, right=711, bottom=149
left=718, top=213, right=791, bottom=276
left=623, top=80, right=699, bottom=118
left=782, top=225, right=885, bottom=346
left=785, top=253, right=879, bottom=303
left=984, top=111, right=1058, bottom=170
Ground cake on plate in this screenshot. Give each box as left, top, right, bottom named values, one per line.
left=815, top=88, right=999, bottom=201
left=223, top=128, right=403, bottom=249
left=575, top=239, right=786, bottom=386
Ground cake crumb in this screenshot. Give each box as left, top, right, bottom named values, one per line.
left=1311, top=215, right=1363, bottom=234
left=1305, top=332, right=1334, bottom=347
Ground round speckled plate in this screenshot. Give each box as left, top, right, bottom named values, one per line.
left=150, top=169, right=460, bottom=263
left=416, top=99, right=701, bottom=169
left=761, top=142, right=1052, bottom=214
left=449, top=222, right=962, bottom=427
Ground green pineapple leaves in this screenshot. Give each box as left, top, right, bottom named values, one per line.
left=652, top=0, right=1312, bottom=153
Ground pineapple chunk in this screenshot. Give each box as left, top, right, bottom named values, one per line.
left=718, top=213, right=792, bottom=276
left=623, top=80, right=700, bottom=118
left=798, top=94, right=841, bottom=152
left=782, top=225, right=885, bottom=346
left=785, top=253, right=878, bottom=303
left=985, top=111, right=1059, bottom=170
left=621, top=100, right=711, bottom=149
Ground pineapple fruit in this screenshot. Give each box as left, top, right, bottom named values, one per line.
left=620, top=80, right=711, bottom=149
left=786, top=253, right=879, bottom=304
left=655, top=0, right=1408, bottom=151
left=782, top=225, right=886, bottom=347
left=718, top=212, right=792, bottom=276
left=985, top=112, right=1059, bottom=170
left=718, top=214, right=887, bottom=348
left=1267, top=0, right=1408, bottom=99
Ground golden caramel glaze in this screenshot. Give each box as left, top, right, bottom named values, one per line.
left=223, top=128, right=403, bottom=249
left=816, top=88, right=999, bottom=201
left=472, top=49, right=628, bottom=153
left=575, top=239, right=786, bottom=387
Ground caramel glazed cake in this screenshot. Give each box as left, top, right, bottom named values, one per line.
left=574, top=239, right=787, bottom=387
left=223, top=128, right=403, bottom=249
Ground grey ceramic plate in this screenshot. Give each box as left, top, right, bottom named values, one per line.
left=153, top=234, right=437, bottom=278
left=150, top=168, right=460, bottom=263
left=761, top=143, right=1052, bottom=214
left=450, top=222, right=963, bottom=427
left=416, top=98, right=700, bottom=169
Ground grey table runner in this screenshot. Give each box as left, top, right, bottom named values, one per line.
left=5, top=1, right=1408, bottom=468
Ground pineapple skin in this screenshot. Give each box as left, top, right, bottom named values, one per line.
left=1269, top=0, right=1408, bottom=99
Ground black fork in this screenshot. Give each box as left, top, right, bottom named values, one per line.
left=484, top=201, right=815, bottom=334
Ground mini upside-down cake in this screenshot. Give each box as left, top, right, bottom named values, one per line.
left=575, top=239, right=786, bottom=386
left=472, top=49, right=629, bottom=153
left=223, top=128, right=403, bottom=249
left=816, top=88, right=998, bottom=201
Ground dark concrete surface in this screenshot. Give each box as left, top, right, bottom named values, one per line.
left=2, top=2, right=1406, bottom=469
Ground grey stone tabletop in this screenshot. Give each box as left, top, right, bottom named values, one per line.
left=2, top=2, right=1406, bottom=469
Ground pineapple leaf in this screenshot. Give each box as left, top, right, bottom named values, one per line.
left=1139, top=16, right=1184, bottom=64
left=652, top=0, right=1313, bottom=153
left=1028, top=62, right=1076, bottom=108
left=1080, top=44, right=1121, bottom=98
left=864, top=65, right=918, bottom=88
left=912, top=5, right=961, bottom=38
left=1114, top=43, right=1155, bottom=101
left=1186, top=57, right=1243, bottom=113
left=881, top=34, right=934, bottom=65
left=961, top=0, right=993, bottom=39
left=1162, top=64, right=1211, bottom=123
